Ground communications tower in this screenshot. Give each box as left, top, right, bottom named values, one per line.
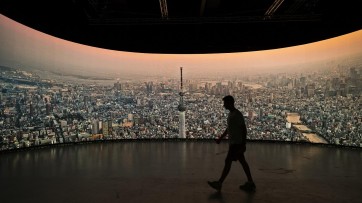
left=178, top=67, right=186, bottom=138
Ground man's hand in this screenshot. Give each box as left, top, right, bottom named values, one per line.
left=215, top=130, right=227, bottom=144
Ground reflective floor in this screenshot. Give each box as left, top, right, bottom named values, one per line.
left=1, top=141, right=361, bottom=203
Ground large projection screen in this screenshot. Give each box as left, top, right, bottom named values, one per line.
left=0, top=14, right=361, bottom=151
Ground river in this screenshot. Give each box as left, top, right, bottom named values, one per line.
left=286, top=113, right=328, bottom=144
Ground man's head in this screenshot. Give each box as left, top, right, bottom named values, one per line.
left=222, top=95, right=235, bottom=110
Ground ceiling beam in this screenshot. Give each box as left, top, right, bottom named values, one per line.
left=159, top=0, right=169, bottom=19
left=265, top=0, right=285, bottom=17
left=200, top=0, right=207, bottom=16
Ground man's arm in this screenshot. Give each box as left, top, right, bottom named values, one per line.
left=241, top=116, right=247, bottom=145
left=215, top=128, right=228, bottom=144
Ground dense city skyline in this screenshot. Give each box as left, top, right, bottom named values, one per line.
left=1, top=62, right=361, bottom=151
left=1, top=13, right=362, bottom=80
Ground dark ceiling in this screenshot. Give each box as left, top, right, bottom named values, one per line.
left=1, top=0, right=362, bottom=54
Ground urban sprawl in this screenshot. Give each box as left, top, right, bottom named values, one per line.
left=0, top=65, right=361, bottom=151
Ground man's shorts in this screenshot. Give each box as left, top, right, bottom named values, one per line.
left=226, top=144, right=246, bottom=161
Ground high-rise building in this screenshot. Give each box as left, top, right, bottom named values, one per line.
left=83, top=96, right=88, bottom=106
left=29, top=102, right=34, bottom=116
left=259, top=108, right=263, bottom=120
left=248, top=110, right=254, bottom=121
left=300, top=76, right=306, bottom=87
left=189, top=83, right=198, bottom=92
left=114, top=80, right=122, bottom=90
left=350, top=67, right=358, bottom=79
left=145, top=82, right=153, bottom=94
left=306, top=83, right=315, bottom=97
left=102, top=120, right=112, bottom=137
left=332, top=78, right=340, bottom=89
left=205, top=82, right=212, bottom=93
left=178, top=67, right=186, bottom=139
left=46, top=103, right=51, bottom=115
left=92, top=119, right=99, bottom=134
left=128, top=113, right=133, bottom=122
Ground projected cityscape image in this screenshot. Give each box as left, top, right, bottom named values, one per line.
left=1, top=14, right=361, bottom=151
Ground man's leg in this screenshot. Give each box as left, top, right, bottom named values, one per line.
left=239, top=154, right=256, bottom=192
left=208, top=147, right=233, bottom=191
left=207, top=158, right=232, bottom=191
left=239, top=154, right=253, bottom=183
left=219, top=159, right=232, bottom=183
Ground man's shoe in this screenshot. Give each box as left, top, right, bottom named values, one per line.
left=239, top=181, right=256, bottom=193
left=207, top=181, right=222, bottom=191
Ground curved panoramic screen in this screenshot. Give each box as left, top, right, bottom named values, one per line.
left=0, top=14, right=361, bottom=151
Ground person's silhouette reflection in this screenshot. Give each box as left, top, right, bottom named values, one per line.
left=208, top=191, right=224, bottom=203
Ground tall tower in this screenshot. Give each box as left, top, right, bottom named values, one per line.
left=178, top=67, right=186, bottom=138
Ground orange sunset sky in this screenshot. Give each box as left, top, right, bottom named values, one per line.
left=1, top=14, right=362, bottom=79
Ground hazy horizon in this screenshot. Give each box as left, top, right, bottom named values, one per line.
left=1, top=13, right=362, bottom=80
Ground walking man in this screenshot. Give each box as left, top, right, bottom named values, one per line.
left=208, top=95, right=256, bottom=192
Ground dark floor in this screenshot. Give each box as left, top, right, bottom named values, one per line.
left=0, top=141, right=361, bottom=203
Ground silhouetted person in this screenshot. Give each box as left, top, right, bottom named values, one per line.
left=208, top=95, right=256, bottom=192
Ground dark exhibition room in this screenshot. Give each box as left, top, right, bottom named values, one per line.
left=0, top=0, right=362, bottom=203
